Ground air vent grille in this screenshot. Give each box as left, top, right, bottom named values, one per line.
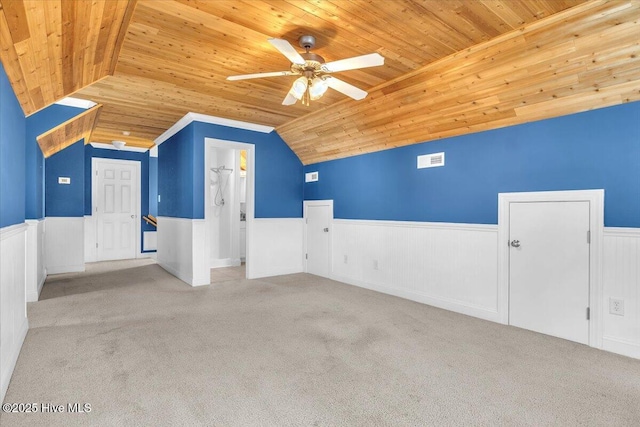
left=417, top=152, right=445, bottom=169
left=305, top=171, right=319, bottom=182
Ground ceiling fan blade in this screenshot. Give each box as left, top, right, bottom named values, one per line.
left=282, top=93, right=298, bottom=106
left=227, top=71, right=294, bottom=81
left=325, top=77, right=368, bottom=100
left=322, top=53, right=385, bottom=73
left=268, top=38, right=306, bottom=65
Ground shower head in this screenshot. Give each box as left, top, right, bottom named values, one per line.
left=211, top=165, right=234, bottom=174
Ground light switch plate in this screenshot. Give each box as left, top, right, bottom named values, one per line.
left=58, top=177, right=71, bottom=184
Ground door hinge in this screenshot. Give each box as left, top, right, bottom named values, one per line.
left=305, top=253, right=308, bottom=259
left=586, top=307, right=590, bottom=320
left=587, top=230, right=591, bottom=244
left=305, top=218, right=308, bottom=224
left=96, top=243, right=98, bottom=248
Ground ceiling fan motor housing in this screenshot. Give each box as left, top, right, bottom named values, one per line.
left=298, top=35, right=316, bottom=50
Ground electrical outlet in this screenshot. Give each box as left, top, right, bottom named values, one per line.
left=343, top=255, right=348, bottom=264
left=609, top=298, right=624, bottom=316
left=373, top=260, right=378, bottom=270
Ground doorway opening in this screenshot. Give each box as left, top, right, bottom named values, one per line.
left=204, top=138, right=255, bottom=279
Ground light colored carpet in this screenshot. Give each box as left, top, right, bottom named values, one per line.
left=2, top=259, right=640, bottom=426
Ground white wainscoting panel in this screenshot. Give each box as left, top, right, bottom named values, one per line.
left=143, top=231, right=157, bottom=251
left=1, top=223, right=29, bottom=403
left=602, top=227, right=640, bottom=359
left=84, top=215, right=97, bottom=263
left=249, top=218, right=304, bottom=279
left=192, top=220, right=210, bottom=286
left=45, top=217, right=85, bottom=274
left=330, top=220, right=500, bottom=322
left=25, top=220, right=46, bottom=302
left=157, top=217, right=209, bottom=287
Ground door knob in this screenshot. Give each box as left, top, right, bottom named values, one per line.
left=510, top=240, right=521, bottom=248
left=323, top=228, right=329, bottom=232
left=131, top=215, right=135, bottom=219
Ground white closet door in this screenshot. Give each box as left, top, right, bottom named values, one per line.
left=509, top=201, right=590, bottom=344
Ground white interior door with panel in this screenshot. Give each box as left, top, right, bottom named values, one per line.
left=509, top=200, right=591, bottom=344
left=304, top=200, right=333, bottom=278
left=94, top=159, right=140, bottom=261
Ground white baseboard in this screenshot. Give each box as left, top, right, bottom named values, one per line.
left=332, top=273, right=501, bottom=322
left=157, top=262, right=193, bottom=287
left=211, top=258, right=241, bottom=268
left=602, top=336, right=640, bottom=359
left=46, top=265, right=85, bottom=275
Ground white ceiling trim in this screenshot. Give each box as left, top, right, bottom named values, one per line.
left=54, top=97, right=97, bottom=109
left=90, top=142, right=149, bottom=153
left=154, top=112, right=274, bottom=146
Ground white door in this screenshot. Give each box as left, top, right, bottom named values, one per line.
left=509, top=201, right=590, bottom=344
left=305, top=203, right=331, bottom=278
left=96, top=160, right=138, bottom=261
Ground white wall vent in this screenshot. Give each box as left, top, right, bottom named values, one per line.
left=417, top=152, right=445, bottom=169
left=305, top=171, right=319, bottom=182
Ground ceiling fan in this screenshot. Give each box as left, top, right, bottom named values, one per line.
left=227, top=35, right=385, bottom=106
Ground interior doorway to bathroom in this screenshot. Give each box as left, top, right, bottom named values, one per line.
left=204, top=138, right=254, bottom=279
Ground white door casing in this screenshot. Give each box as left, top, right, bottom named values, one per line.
left=509, top=201, right=590, bottom=344
left=204, top=138, right=255, bottom=279
left=498, top=190, right=604, bottom=348
left=93, top=159, right=140, bottom=261
left=304, top=200, right=333, bottom=278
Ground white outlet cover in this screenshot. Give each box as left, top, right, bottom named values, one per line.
left=609, top=298, right=624, bottom=316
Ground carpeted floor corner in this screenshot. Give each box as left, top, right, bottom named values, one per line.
left=2, top=259, right=639, bottom=426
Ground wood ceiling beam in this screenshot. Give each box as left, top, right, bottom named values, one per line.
left=37, top=104, right=102, bottom=158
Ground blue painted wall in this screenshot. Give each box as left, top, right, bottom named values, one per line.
left=84, top=145, right=155, bottom=252
left=149, top=156, right=158, bottom=216
left=45, top=140, right=85, bottom=217
left=192, top=122, right=303, bottom=218
left=158, top=122, right=303, bottom=219
left=158, top=124, right=195, bottom=218
left=25, top=104, right=84, bottom=219
left=304, top=102, right=640, bottom=228
left=0, top=65, right=26, bottom=228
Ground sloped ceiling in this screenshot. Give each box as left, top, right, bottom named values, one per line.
left=36, top=104, right=102, bottom=158
left=2, top=0, right=639, bottom=163
left=0, top=0, right=136, bottom=116
left=279, top=0, right=640, bottom=163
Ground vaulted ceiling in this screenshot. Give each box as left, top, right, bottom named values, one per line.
left=1, top=0, right=639, bottom=163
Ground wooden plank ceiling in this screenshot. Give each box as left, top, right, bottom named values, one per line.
left=36, top=104, right=102, bottom=158
left=0, top=0, right=136, bottom=116
left=280, top=0, right=640, bottom=163
left=72, top=0, right=588, bottom=154
left=3, top=0, right=639, bottom=163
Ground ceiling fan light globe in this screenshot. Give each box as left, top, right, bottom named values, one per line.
left=309, top=77, right=329, bottom=100
left=291, top=77, right=308, bottom=100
